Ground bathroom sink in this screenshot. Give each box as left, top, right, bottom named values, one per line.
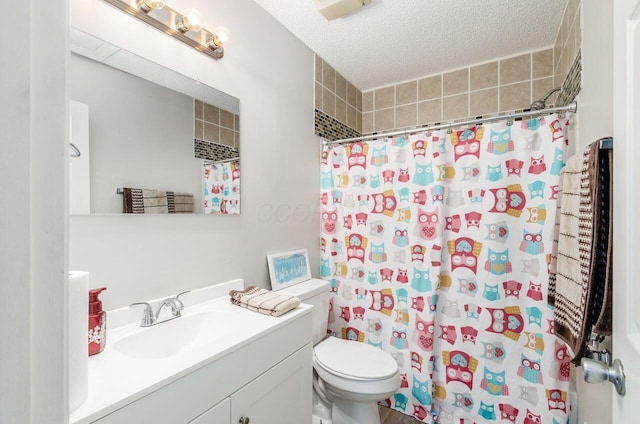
left=114, top=311, right=232, bottom=360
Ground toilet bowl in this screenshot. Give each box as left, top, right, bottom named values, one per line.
left=312, top=336, right=400, bottom=424
left=278, top=279, right=400, bottom=424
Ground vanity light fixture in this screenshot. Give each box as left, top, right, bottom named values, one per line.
left=102, top=0, right=229, bottom=60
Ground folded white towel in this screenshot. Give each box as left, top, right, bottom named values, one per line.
left=229, top=286, right=300, bottom=317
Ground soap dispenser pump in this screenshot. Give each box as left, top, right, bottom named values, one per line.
left=88, top=287, right=107, bottom=356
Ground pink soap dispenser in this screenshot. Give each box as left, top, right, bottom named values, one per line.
left=88, top=287, right=107, bottom=356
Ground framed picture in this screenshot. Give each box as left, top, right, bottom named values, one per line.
left=267, top=248, right=312, bottom=291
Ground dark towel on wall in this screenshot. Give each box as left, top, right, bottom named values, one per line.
left=123, top=188, right=194, bottom=214
left=549, top=139, right=613, bottom=364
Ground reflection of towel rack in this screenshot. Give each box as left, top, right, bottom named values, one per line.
left=69, top=142, right=81, bottom=157
left=203, top=157, right=240, bottom=166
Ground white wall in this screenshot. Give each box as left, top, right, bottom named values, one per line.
left=70, top=54, right=202, bottom=213
left=574, top=1, right=614, bottom=423
left=0, top=0, right=68, bottom=422
left=69, top=0, right=320, bottom=310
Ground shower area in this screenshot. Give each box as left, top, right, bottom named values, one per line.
left=315, top=8, right=587, bottom=419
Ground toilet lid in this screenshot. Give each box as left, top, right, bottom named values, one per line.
left=314, top=337, right=398, bottom=380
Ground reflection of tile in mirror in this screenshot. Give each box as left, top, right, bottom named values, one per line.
left=194, top=100, right=204, bottom=120
left=194, top=119, right=204, bottom=139
left=220, top=109, right=234, bottom=130
left=204, top=103, right=220, bottom=124
left=220, top=128, right=234, bottom=147
left=204, top=123, right=220, bottom=142
left=234, top=132, right=240, bottom=148
left=234, top=115, right=239, bottom=131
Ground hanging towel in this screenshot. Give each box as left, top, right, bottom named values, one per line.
left=229, top=286, right=301, bottom=317
left=549, top=141, right=613, bottom=363
left=167, top=192, right=195, bottom=213
left=591, top=147, right=613, bottom=335
left=123, top=188, right=169, bottom=214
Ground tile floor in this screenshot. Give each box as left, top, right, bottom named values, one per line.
left=379, top=406, right=422, bottom=424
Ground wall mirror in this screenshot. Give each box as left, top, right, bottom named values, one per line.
left=69, top=27, right=240, bottom=215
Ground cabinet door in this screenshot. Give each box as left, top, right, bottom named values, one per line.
left=189, top=398, right=230, bottom=424
left=231, top=344, right=312, bottom=424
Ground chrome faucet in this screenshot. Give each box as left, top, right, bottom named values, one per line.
left=130, top=290, right=190, bottom=327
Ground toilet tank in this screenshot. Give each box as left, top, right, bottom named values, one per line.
left=278, top=278, right=330, bottom=345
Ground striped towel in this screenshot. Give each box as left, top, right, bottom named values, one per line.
left=123, top=188, right=195, bottom=214
left=229, top=286, right=300, bottom=317
left=549, top=142, right=611, bottom=364
left=123, top=188, right=169, bottom=214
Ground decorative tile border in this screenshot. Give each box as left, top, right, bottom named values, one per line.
left=315, top=109, right=360, bottom=141
left=557, top=50, right=581, bottom=107
left=194, top=138, right=239, bottom=162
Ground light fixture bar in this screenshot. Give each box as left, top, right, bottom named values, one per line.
left=101, top=0, right=225, bottom=60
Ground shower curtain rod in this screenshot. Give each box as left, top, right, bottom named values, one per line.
left=322, top=101, right=577, bottom=146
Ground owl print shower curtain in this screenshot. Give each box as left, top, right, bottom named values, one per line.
left=320, top=115, right=571, bottom=424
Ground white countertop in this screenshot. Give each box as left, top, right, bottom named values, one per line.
left=70, top=279, right=312, bottom=424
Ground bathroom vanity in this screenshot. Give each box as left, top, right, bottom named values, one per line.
left=70, top=280, right=313, bottom=424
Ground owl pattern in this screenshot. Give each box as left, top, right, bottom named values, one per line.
left=321, top=120, right=569, bottom=423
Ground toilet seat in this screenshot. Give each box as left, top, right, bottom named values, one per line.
left=314, top=337, right=398, bottom=381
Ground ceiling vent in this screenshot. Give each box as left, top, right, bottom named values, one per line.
left=315, top=0, right=372, bottom=20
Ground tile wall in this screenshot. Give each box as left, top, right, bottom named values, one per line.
left=361, top=48, right=556, bottom=134
left=554, top=0, right=582, bottom=107
left=315, top=55, right=363, bottom=140
left=194, top=100, right=240, bottom=161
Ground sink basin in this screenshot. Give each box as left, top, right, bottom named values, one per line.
left=114, top=311, right=231, bottom=360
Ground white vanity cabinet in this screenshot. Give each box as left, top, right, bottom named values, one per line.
left=90, top=308, right=312, bottom=424
left=191, top=344, right=311, bottom=424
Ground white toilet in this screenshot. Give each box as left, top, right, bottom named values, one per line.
left=280, top=279, right=400, bottom=424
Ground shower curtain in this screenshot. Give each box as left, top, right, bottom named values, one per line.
left=320, top=115, right=571, bottom=424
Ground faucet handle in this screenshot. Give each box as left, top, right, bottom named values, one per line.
left=130, top=302, right=155, bottom=327
left=176, top=290, right=190, bottom=301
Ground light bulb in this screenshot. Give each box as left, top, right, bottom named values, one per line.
left=213, top=27, right=231, bottom=45
left=138, top=0, right=164, bottom=13
left=182, top=8, right=203, bottom=32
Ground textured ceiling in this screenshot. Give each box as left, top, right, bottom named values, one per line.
left=252, top=0, right=568, bottom=91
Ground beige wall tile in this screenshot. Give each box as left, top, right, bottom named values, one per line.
left=443, top=93, right=469, bottom=121
left=204, top=123, right=219, bottom=142
left=335, top=98, right=347, bottom=124
left=418, top=75, right=442, bottom=100
left=323, top=63, right=336, bottom=92
left=500, top=82, right=531, bottom=111
left=194, top=119, right=204, bottom=139
left=347, top=83, right=357, bottom=108
left=335, top=73, right=347, bottom=100
left=315, top=83, right=322, bottom=110
left=375, top=108, right=395, bottom=131
left=204, top=104, right=219, bottom=124
left=396, top=103, right=417, bottom=128
left=356, top=111, right=362, bottom=132
left=347, top=105, right=357, bottom=130
left=532, top=78, right=555, bottom=105
left=443, top=68, right=469, bottom=96
left=322, top=87, right=336, bottom=117
left=375, top=86, right=395, bottom=110
left=396, top=81, right=417, bottom=106
left=470, top=88, right=498, bottom=117
left=362, top=112, right=374, bottom=134
left=418, top=99, right=442, bottom=124
left=533, top=49, right=554, bottom=79
left=470, top=61, right=498, bottom=91
left=220, top=109, right=234, bottom=129
left=234, top=131, right=240, bottom=148
left=500, top=54, right=531, bottom=84
left=220, top=128, right=234, bottom=147
left=315, top=55, right=323, bottom=83
left=357, top=91, right=362, bottom=112
left=194, top=100, right=203, bottom=120
left=363, top=91, right=374, bottom=112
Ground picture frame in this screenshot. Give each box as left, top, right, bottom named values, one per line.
left=266, top=248, right=312, bottom=291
